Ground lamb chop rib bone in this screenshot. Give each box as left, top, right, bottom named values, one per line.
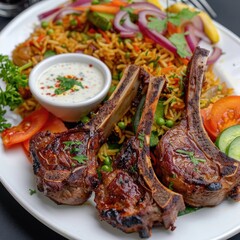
left=30, top=65, right=141, bottom=205
left=95, top=75, right=185, bottom=238
left=136, top=77, right=185, bottom=229
left=155, top=47, right=240, bottom=207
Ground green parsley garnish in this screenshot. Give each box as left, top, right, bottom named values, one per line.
left=178, top=206, right=200, bottom=216
left=29, top=189, right=37, bottom=195
left=63, top=140, right=83, bottom=148
left=55, top=76, right=84, bottom=95
left=168, top=9, right=199, bottom=26
left=63, top=140, right=83, bottom=153
left=176, top=149, right=206, bottom=165
left=138, top=132, right=145, bottom=148
left=147, top=8, right=198, bottom=33
left=0, top=55, right=32, bottom=132
left=147, top=17, right=167, bottom=33
left=169, top=33, right=191, bottom=58
left=72, top=155, right=88, bottom=164
left=63, top=141, right=88, bottom=164
left=169, top=181, right=174, bottom=190
left=0, top=107, right=11, bottom=132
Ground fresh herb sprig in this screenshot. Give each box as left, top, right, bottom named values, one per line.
left=29, top=188, right=37, bottom=195
left=0, top=107, right=11, bottom=132
left=169, top=33, right=191, bottom=58
left=168, top=9, right=199, bottom=26
left=147, top=8, right=199, bottom=58
left=63, top=140, right=88, bottom=164
left=72, top=155, right=88, bottom=164
left=138, top=132, right=145, bottom=148
left=0, top=55, right=31, bottom=89
left=55, top=76, right=84, bottom=95
left=148, top=9, right=199, bottom=33
left=0, top=55, right=32, bottom=132
left=178, top=206, right=200, bottom=216
left=176, top=149, right=206, bottom=165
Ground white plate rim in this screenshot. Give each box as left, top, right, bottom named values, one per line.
left=0, top=1, right=240, bottom=240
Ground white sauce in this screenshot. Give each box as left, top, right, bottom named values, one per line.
left=37, top=62, right=105, bottom=103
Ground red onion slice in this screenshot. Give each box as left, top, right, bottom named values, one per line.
left=194, top=28, right=211, bottom=43
left=114, top=10, right=130, bottom=32
left=69, top=0, right=91, bottom=7
left=191, top=16, right=204, bottom=31
left=52, top=7, right=83, bottom=23
left=207, top=47, right=222, bottom=65
left=185, top=24, right=200, bottom=52
left=120, top=31, right=136, bottom=38
left=38, top=0, right=91, bottom=21
left=138, top=10, right=177, bottom=55
left=123, top=14, right=139, bottom=32
left=38, top=7, right=62, bottom=20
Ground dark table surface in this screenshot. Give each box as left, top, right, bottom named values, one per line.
left=0, top=0, right=240, bottom=239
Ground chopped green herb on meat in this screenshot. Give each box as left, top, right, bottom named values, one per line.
left=72, top=155, right=88, bottom=164
left=176, top=149, right=206, bottom=165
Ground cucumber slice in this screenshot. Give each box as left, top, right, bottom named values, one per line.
left=227, top=136, right=240, bottom=161
left=87, top=12, right=114, bottom=31
left=215, top=125, right=240, bottom=153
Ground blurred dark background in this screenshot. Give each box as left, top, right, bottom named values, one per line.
left=0, top=0, right=240, bottom=239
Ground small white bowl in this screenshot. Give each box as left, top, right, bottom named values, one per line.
left=29, top=53, right=111, bottom=122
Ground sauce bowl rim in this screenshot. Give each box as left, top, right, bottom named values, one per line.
left=29, top=53, right=112, bottom=108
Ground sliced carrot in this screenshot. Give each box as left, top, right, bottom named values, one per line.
left=98, top=29, right=111, bottom=43
left=90, top=5, right=120, bottom=14
left=104, top=0, right=128, bottom=7
left=37, top=34, right=45, bottom=43
left=133, top=44, right=140, bottom=52
left=172, top=102, right=185, bottom=110
left=161, top=65, right=175, bottom=74
left=167, top=22, right=181, bottom=35
left=179, top=58, right=189, bottom=66
left=73, top=6, right=90, bottom=11
left=144, top=37, right=154, bottom=44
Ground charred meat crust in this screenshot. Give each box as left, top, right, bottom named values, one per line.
left=30, top=65, right=142, bottom=205
left=95, top=75, right=185, bottom=238
left=155, top=47, right=240, bottom=207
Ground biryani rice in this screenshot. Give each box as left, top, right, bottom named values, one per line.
left=12, top=12, right=233, bottom=160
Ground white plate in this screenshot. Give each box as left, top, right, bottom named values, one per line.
left=1, top=1, right=240, bottom=240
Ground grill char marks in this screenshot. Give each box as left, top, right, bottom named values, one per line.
left=155, top=47, right=240, bottom=207
left=95, top=75, right=185, bottom=238
left=30, top=65, right=141, bottom=205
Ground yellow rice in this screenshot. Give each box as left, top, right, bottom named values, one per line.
left=11, top=11, right=233, bottom=160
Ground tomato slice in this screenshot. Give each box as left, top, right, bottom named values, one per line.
left=2, top=108, right=49, bottom=148
left=41, top=114, right=67, bottom=133
left=201, top=96, right=240, bottom=140
left=22, top=114, right=67, bottom=152
left=209, top=96, right=240, bottom=134
left=201, top=104, right=218, bottom=140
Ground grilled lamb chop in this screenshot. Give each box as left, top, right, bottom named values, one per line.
left=30, top=65, right=142, bottom=205
left=155, top=47, right=240, bottom=207
left=95, top=75, right=185, bottom=238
